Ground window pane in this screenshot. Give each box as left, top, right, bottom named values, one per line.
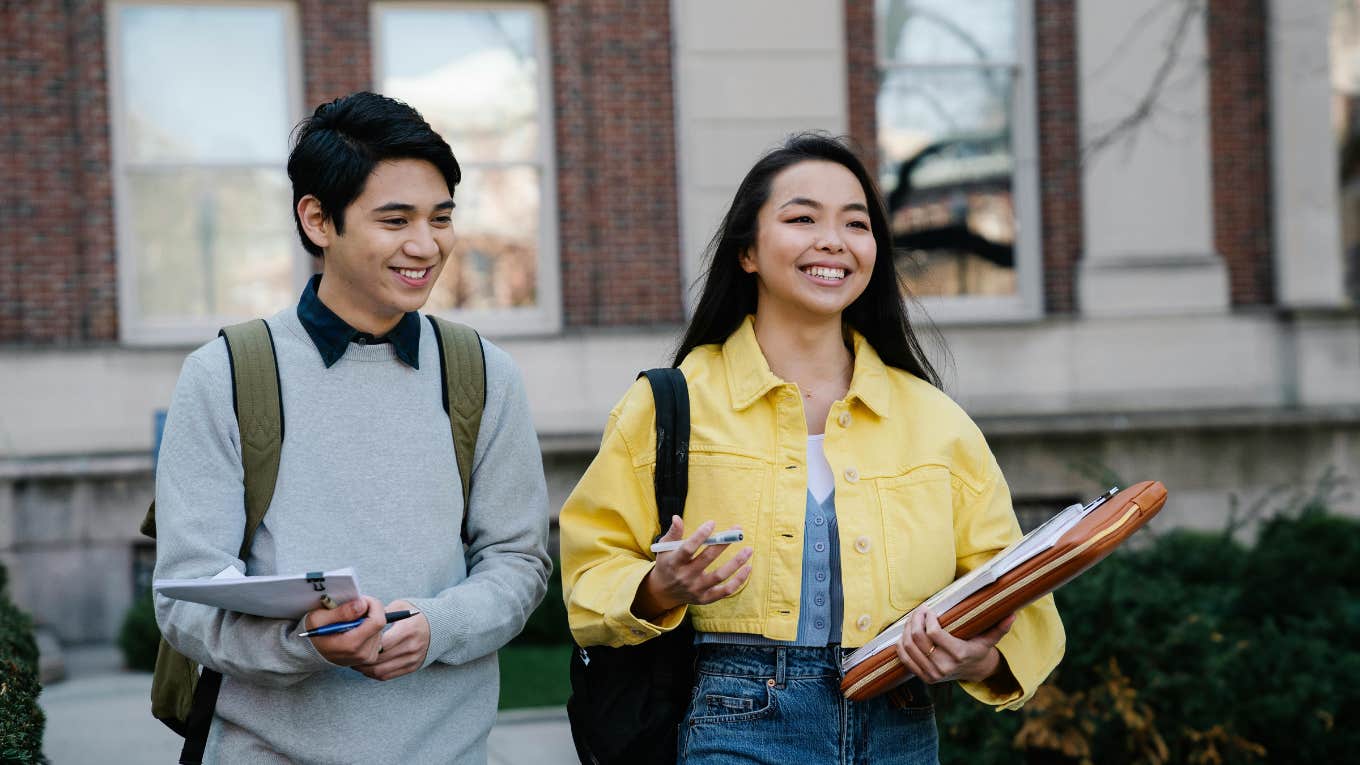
left=129, top=168, right=294, bottom=319
left=378, top=7, right=542, bottom=163
left=425, top=165, right=541, bottom=311
left=878, top=67, right=1017, bottom=298
left=118, top=5, right=291, bottom=163
left=877, top=0, right=1015, bottom=65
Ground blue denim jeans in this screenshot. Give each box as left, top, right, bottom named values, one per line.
left=679, top=644, right=939, bottom=765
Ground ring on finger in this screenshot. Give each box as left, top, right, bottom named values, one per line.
left=927, top=645, right=936, bottom=657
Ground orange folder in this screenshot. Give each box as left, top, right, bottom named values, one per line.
left=840, top=481, right=1167, bottom=702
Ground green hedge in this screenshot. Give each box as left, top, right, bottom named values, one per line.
left=0, top=562, right=46, bottom=763
left=118, top=593, right=161, bottom=673
left=938, top=501, right=1360, bottom=765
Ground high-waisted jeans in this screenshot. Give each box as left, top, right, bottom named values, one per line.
left=679, top=644, right=939, bottom=765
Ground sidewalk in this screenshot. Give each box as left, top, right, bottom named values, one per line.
left=38, top=645, right=578, bottom=764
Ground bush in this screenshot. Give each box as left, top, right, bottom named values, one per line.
left=118, top=592, right=161, bottom=672
left=0, top=562, right=46, bottom=763
left=938, top=503, right=1360, bottom=765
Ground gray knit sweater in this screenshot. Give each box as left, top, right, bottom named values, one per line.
left=153, top=307, right=551, bottom=764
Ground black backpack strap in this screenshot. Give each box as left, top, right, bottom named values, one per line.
left=638, top=369, right=689, bottom=535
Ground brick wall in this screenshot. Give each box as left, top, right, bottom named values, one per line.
left=1208, top=0, right=1274, bottom=306
left=298, top=0, right=372, bottom=108
left=0, top=0, right=117, bottom=344
left=0, top=0, right=682, bottom=344
left=1036, top=0, right=1082, bottom=315
left=552, top=0, right=682, bottom=327
left=845, top=0, right=878, bottom=174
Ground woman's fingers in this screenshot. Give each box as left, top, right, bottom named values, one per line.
left=697, top=560, right=752, bottom=603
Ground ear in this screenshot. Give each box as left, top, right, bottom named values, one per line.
left=297, top=195, right=331, bottom=251
left=738, top=248, right=759, bottom=274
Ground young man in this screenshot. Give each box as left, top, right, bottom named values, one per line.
left=153, top=92, right=551, bottom=763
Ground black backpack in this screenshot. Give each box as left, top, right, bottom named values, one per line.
left=566, top=368, right=697, bottom=764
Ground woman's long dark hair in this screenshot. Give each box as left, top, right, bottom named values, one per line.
left=672, top=133, right=942, bottom=388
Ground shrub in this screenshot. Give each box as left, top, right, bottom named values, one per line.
left=118, top=592, right=161, bottom=672
left=939, top=504, right=1360, bottom=765
left=0, top=562, right=46, bottom=763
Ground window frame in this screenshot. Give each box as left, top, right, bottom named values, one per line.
left=371, top=0, right=562, bottom=335
left=876, top=0, right=1042, bottom=324
left=107, top=0, right=308, bottom=346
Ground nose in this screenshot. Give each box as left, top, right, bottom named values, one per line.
left=403, top=223, right=441, bottom=260
left=816, top=227, right=845, bottom=253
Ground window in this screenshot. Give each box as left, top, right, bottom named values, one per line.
left=109, top=2, right=303, bottom=343
left=373, top=2, right=560, bottom=333
left=876, top=0, right=1041, bottom=320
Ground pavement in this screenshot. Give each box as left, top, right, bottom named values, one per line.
left=38, top=645, right=579, bottom=764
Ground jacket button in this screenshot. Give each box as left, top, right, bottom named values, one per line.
left=843, top=467, right=859, bottom=483
left=856, top=615, right=871, bottom=631
left=837, top=412, right=852, bottom=428
left=855, top=536, right=871, bottom=554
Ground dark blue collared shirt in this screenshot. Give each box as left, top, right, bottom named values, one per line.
left=296, top=274, right=422, bottom=369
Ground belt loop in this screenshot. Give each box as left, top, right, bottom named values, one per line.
left=775, top=646, right=787, bottom=686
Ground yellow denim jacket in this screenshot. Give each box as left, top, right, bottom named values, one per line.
left=560, top=317, right=1065, bottom=708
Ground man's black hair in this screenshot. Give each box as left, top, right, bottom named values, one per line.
left=287, top=91, right=462, bottom=257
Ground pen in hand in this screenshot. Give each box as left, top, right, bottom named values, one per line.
left=651, top=529, right=744, bottom=554
left=297, top=609, right=420, bottom=638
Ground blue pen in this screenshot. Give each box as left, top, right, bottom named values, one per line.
left=297, top=609, right=419, bottom=638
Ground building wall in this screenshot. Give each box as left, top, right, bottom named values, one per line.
left=3, top=1, right=1360, bottom=645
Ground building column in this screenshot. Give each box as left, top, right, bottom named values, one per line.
left=1076, top=0, right=1229, bottom=316
left=1269, top=0, right=1348, bottom=309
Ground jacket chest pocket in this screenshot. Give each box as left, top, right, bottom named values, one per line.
left=876, top=467, right=956, bottom=611
left=677, top=455, right=766, bottom=605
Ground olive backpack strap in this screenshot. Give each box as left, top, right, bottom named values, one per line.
left=172, top=319, right=283, bottom=765
left=427, top=316, right=486, bottom=545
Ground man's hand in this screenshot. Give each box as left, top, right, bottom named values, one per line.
left=353, top=599, right=430, bottom=682
left=894, top=608, right=1016, bottom=685
left=304, top=596, right=386, bottom=667
left=632, top=517, right=753, bottom=621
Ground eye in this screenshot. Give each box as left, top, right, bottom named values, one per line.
left=786, top=215, right=814, bottom=224
left=432, top=215, right=453, bottom=225
left=847, top=220, right=870, bottom=230
left=380, top=217, right=406, bottom=226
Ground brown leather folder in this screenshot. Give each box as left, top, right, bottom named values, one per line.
left=840, top=480, right=1167, bottom=702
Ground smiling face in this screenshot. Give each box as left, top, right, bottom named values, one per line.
left=739, top=159, right=876, bottom=324
left=299, top=158, right=455, bottom=334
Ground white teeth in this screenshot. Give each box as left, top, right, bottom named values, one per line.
left=396, top=268, right=428, bottom=279
left=803, top=266, right=846, bottom=280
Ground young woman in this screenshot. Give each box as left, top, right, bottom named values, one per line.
left=560, top=134, right=1064, bottom=764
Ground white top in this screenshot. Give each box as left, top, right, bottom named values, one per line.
left=806, top=434, right=835, bottom=503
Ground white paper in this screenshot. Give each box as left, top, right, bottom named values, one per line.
left=154, top=567, right=362, bottom=620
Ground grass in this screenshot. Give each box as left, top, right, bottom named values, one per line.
left=497, top=642, right=574, bottom=710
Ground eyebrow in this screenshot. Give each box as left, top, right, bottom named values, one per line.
left=778, top=197, right=869, bottom=214
left=370, top=199, right=456, bottom=214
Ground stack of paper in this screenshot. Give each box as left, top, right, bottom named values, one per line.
left=842, top=489, right=1116, bottom=672
left=154, top=566, right=362, bottom=619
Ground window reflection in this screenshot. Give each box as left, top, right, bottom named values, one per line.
left=376, top=6, right=549, bottom=313
left=113, top=3, right=295, bottom=329
left=877, top=0, right=1018, bottom=299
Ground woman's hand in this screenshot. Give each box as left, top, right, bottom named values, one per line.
left=632, top=516, right=753, bottom=620
left=894, top=608, right=1016, bottom=685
